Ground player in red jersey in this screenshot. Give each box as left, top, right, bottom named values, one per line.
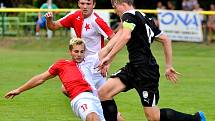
left=45, top=0, right=124, bottom=120
left=4, top=37, right=120, bottom=121
left=46, top=0, right=114, bottom=57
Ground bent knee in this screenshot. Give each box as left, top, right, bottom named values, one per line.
left=146, top=115, right=160, bottom=121
left=86, top=112, right=99, bottom=121
left=144, top=108, right=160, bottom=121
left=98, top=89, right=113, bottom=101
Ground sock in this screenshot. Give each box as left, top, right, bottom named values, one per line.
left=36, top=32, right=39, bottom=36
left=160, top=108, right=196, bottom=121
left=101, top=100, right=118, bottom=121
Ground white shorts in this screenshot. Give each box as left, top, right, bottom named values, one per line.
left=71, top=92, right=105, bottom=121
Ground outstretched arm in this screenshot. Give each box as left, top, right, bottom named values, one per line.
left=99, top=27, right=132, bottom=67
left=5, top=71, right=55, bottom=99
left=100, top=31, right=116, bottom=77
left=157, top=34, right=181, bottom=83
left=45, top=12, right=63, bottom=31
left=98, top=27, right=123, bottom=60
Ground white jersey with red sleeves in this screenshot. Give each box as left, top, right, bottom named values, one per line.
left=48, top=60, right=92, bottom=101
left=59, top=10, right=114, bottom=56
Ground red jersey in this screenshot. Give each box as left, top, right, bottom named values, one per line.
left=48, top=59, right=92, bottom=101
left=59, top=10, right=114, bottom=56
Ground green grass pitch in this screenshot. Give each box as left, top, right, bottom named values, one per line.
left=0, top=37, right=215, bottom=121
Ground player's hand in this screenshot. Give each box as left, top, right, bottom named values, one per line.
left=99, top=56, right=111, bottom=71
left=45, top=12, right=53, bottom=19
left=5, top=89, right=21, bottom=99
left=100, top=64, right=110, bottom=77
left=165, top=67, right=181, bottom=84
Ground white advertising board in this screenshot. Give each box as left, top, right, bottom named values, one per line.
left=158, top=10, right=203, bottom=42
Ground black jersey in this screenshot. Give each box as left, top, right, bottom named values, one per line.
left=121, top=10, right=162, bottom=66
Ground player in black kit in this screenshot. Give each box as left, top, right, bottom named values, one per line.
left=98, top=0, right=206, bottom=121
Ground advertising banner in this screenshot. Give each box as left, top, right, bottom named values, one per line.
left=158, top=10, right=203, bottom=42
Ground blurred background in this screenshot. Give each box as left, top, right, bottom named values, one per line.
left=1, top=0, right=215, bottom=121
left=0, top=0, right=214, bottom=9
left=0, top=0, right=215, bottom=44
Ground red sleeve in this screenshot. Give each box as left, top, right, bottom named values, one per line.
left=59, top=13, right=75, bottom=28
left=48, top=62, right=60, bottom=76
left=94, top=13, right=114, bottom=38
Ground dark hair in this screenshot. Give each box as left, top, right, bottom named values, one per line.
left=78, top=0, right=96, bottom=4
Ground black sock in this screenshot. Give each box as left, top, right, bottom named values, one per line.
left=160, top=108, right=197, bottom=121
left=101, top=100, right=118, bottom=121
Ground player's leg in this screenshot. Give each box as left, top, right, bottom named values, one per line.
left=98, top=77, right=126, bottom=121
left=160, top=108, right=206, bottom=121
left=35, top=23, right=41, bottom=36
left=140, top=94, right=206, bottom=121
left=86, top=112, right=100, bottom=121
left=135, top=65, right=206, bottom=121
left=134, top=64, right=160, bottom=121
left=137, top=89, right=160, bottom=121
left=99, top=65, right=133, bottom=121
left=71, top=92, right=105, bottom=121
left=36, top=16, right=46, bottom=36
left=137, top=84, right=206, bottom=121
left=98, top=77, right=126, bottom=101
left=100, top=99, right=118, bottom=121
left=144, top=107, right=160, bottom=121
left=136, top=84, right=206, bottom=121
left=208, top=25, right=213, bottom=44
left=211, top=25, right=215, bottom=43
left=117, top=112, right=126, bottom=121
left=94, top=72, right=125, bottom=121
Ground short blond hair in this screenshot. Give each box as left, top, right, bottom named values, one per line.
left=111, top=0, right=133, bottom=6
left=69, top=38, right=85, bottom=50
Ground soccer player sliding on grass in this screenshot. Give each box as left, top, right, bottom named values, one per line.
left=5, top=37, right=119, bottom=121
left=98, top=0, right=206, bottom=121
left=45, top=0, right=124, bottom=120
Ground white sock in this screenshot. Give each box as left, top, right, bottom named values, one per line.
left=36, top=32, right=39, bottom=36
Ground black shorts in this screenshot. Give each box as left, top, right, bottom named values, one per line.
left=110, top=63, right=160, bottom=107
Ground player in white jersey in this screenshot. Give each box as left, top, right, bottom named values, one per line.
left=45, top=0, right=124, bottom=120
left=5, top=37, right=120, bottom=121
left=70, top=37, right=116, bottom=121
left=67, top=37, right=121, bottom=121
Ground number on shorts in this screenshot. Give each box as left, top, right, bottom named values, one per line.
left=81, top=104, right=88, bottom=111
